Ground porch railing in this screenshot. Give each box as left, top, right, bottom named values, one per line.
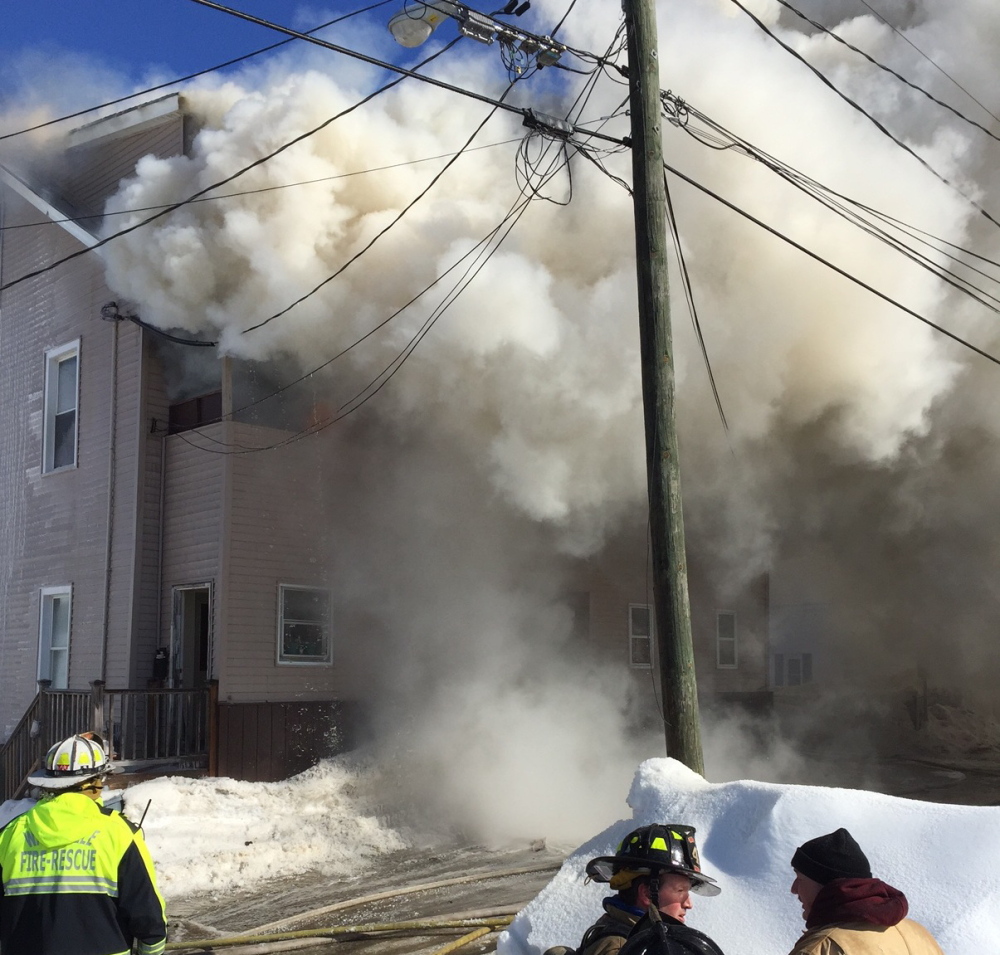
left=1, top=681, right=215, bottom=802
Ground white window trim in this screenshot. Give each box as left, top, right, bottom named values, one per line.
left=716, top=610, right=738, bottom=669
left=628, top=602, right=654, bottom=669
left=38, top=585, right=72, bottom=688
left=42, top=339, right=80, bottom=474
left=277, top=584, right=332, bottom=667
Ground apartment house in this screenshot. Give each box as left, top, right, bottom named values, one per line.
left=0, top=95, right=769, bottom=793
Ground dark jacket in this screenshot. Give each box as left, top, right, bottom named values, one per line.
left=618, top=908, right=726, bottom=955
left=578, top=898, right=644, bottom=955
left=0, top=791, right=167, bottom=955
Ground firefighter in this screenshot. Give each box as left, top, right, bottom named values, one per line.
left=0, top=733, right=167, bottom=955
left=547, top=824, right=725, bottom=955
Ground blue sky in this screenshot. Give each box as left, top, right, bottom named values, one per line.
left=0, top=1, right=394, bottom=80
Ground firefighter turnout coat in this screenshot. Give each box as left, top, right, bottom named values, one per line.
left=0, top=790, right=167, bottom=955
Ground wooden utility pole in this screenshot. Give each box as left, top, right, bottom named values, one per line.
left=624, top=0, right=704, bottom=773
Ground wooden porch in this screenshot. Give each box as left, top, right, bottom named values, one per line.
left=1, top=683, right=355, bottom=802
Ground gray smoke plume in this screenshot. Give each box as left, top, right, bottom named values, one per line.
left=7, top=0, right=1000, bottom=839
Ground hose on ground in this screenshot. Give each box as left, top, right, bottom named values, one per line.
left=164, top=914, right=514, bottom=953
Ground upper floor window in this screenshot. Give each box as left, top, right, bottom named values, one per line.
left=629, top=603, right=653, bottom=668
left=38, top=586, right=72, bottom=688
left=277, top=585, right=332, bottom=665
left=43, top=341, right=79, bottom=472
left=716, top=610, right=737, bottom=668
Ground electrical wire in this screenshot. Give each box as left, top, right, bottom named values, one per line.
left=662, top=168, right=728, bottom=435
left=0, top=139, right=521, bottom=233
left=0, top=37, right=463, bottom=294
left=725, top=0, right=1000, bottom=235
left=174, top=127, right=575, bottom=454
left=661, top=158, right=1000, bottom=368
left=855, top=0, right=1000, bottom=126
left=1, top=3, right=627, bottom=293
left=663, top=95, right=1000, bottom=316
left=774, top=0, right=1000, bottom=147
left=0, top=0, right=398, bottom=144
left=242, top=76, right=519, bottom=334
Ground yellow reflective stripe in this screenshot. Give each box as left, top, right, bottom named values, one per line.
left=649, top=836, right=668, bottom=850
left=137, top=941, right=166, bottom=955
left=4, top=873, right=118, bottom=894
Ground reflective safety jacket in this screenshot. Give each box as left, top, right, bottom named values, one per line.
left=0, top=790, right=167, bottom=955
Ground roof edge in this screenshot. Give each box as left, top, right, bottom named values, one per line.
left=0, top=164, right=98, bottom=248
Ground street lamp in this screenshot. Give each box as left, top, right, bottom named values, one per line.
left=388, top=0, right=460, bottom=48
left=388, top=0, right=563, bottom=67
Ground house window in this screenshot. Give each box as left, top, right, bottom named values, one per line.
left=278, top=585, right=331, bottom=665
left=629, top=604, right=653, bottom=668
left=43, top=341, right=80, bottom=472
left=38, top=586, right=72, bottom=688
left=787, top=657, right=802, bottom=686
left=716, top=611, right=737, bottom=668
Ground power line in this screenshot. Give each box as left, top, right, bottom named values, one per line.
left=171, top=130, right=576, bottom=454
left=664, top=96, right=1000, bottom=317
left=181, top=0, right=624, bottom=141
left=774, top=0, right=1000, bottom=147
left=855, top=0, right=1000, bottom=126
left=662, top=168, right=729, bottom=434
left=725, top=0, right=1000, bottom=235
left=0, top=37, right=464, bottom=293
left=661, top=158, right=1000, bottom=368
left=242, top=77, right=518, bottom=334
left=0, top=140, right=522, bottom=233
left=0, top=0, right=398, bottom=144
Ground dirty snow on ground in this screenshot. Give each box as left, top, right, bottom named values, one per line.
left=119, top=759, right=406, bottom=899
left=499, top=758, right=1000, bottom=955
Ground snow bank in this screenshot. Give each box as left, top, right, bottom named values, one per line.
left=121, top=759, right=406, bottom=899
left=499, top=758, right=1000, bottom=955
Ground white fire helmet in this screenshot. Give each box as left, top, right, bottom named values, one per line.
left=27, top=733, right=111, bottom=790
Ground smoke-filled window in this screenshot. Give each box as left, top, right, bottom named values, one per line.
left=42, top=341, right=79, bottom=473
left=629, top=604, right=653, bottom=668
left=716, top=611, right=737, bottom=668
left=278, top=585, right=332, bottom=665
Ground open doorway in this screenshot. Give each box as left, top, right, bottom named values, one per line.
left=170, top=583, right=213, bottom=689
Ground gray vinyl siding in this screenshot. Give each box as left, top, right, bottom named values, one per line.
left=0, top=187, right=144, bottom=735
left=159, top=424, right=224, bottom=657
left=60, top=113, right=185, bottom=224
left=130, top=335, right=171, bottom=686
left=220, top=423, right=341, bottom=703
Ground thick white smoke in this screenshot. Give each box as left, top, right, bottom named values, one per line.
left=8, top=0, right=1000, bottom=838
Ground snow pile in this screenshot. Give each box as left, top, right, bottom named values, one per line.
left=500, top=758, right=1000, bottom=955
left=121, top=759, right=406, bottom=899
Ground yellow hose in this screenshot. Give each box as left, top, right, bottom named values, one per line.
left=429, top=925, right=494, bottom=955
left=165, top=914, right=514, bottom=952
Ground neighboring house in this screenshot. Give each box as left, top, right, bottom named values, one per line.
left=0, top=95, right=769, bottom=794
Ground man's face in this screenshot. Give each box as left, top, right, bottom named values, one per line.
left=636, top=872, right=694, bottom=922
left=790, top=869, right=823, bottom=921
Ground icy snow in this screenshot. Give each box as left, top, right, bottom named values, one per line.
left=498, top=758, right=999, bottom=955
left=4, top=755, right=995, bottom=954
left=119, top=759, right=406, bottom=898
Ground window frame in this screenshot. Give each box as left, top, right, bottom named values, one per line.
left=276, top=584, right=332, bottom=667
left=38, top=585, right=73, bottom=688
left=716, top=610, right=738, bottom=669
left=628, top=603, right=654, bottom=669
left=42, top=340, right=80, bottom=474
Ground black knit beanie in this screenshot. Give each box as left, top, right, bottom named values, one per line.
left=791, top=828, right=872, bottom=885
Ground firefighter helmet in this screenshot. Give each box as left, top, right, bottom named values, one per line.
left=27, top=733, right=111, bottom=790
left=585, top=824, right=720, bottom=896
